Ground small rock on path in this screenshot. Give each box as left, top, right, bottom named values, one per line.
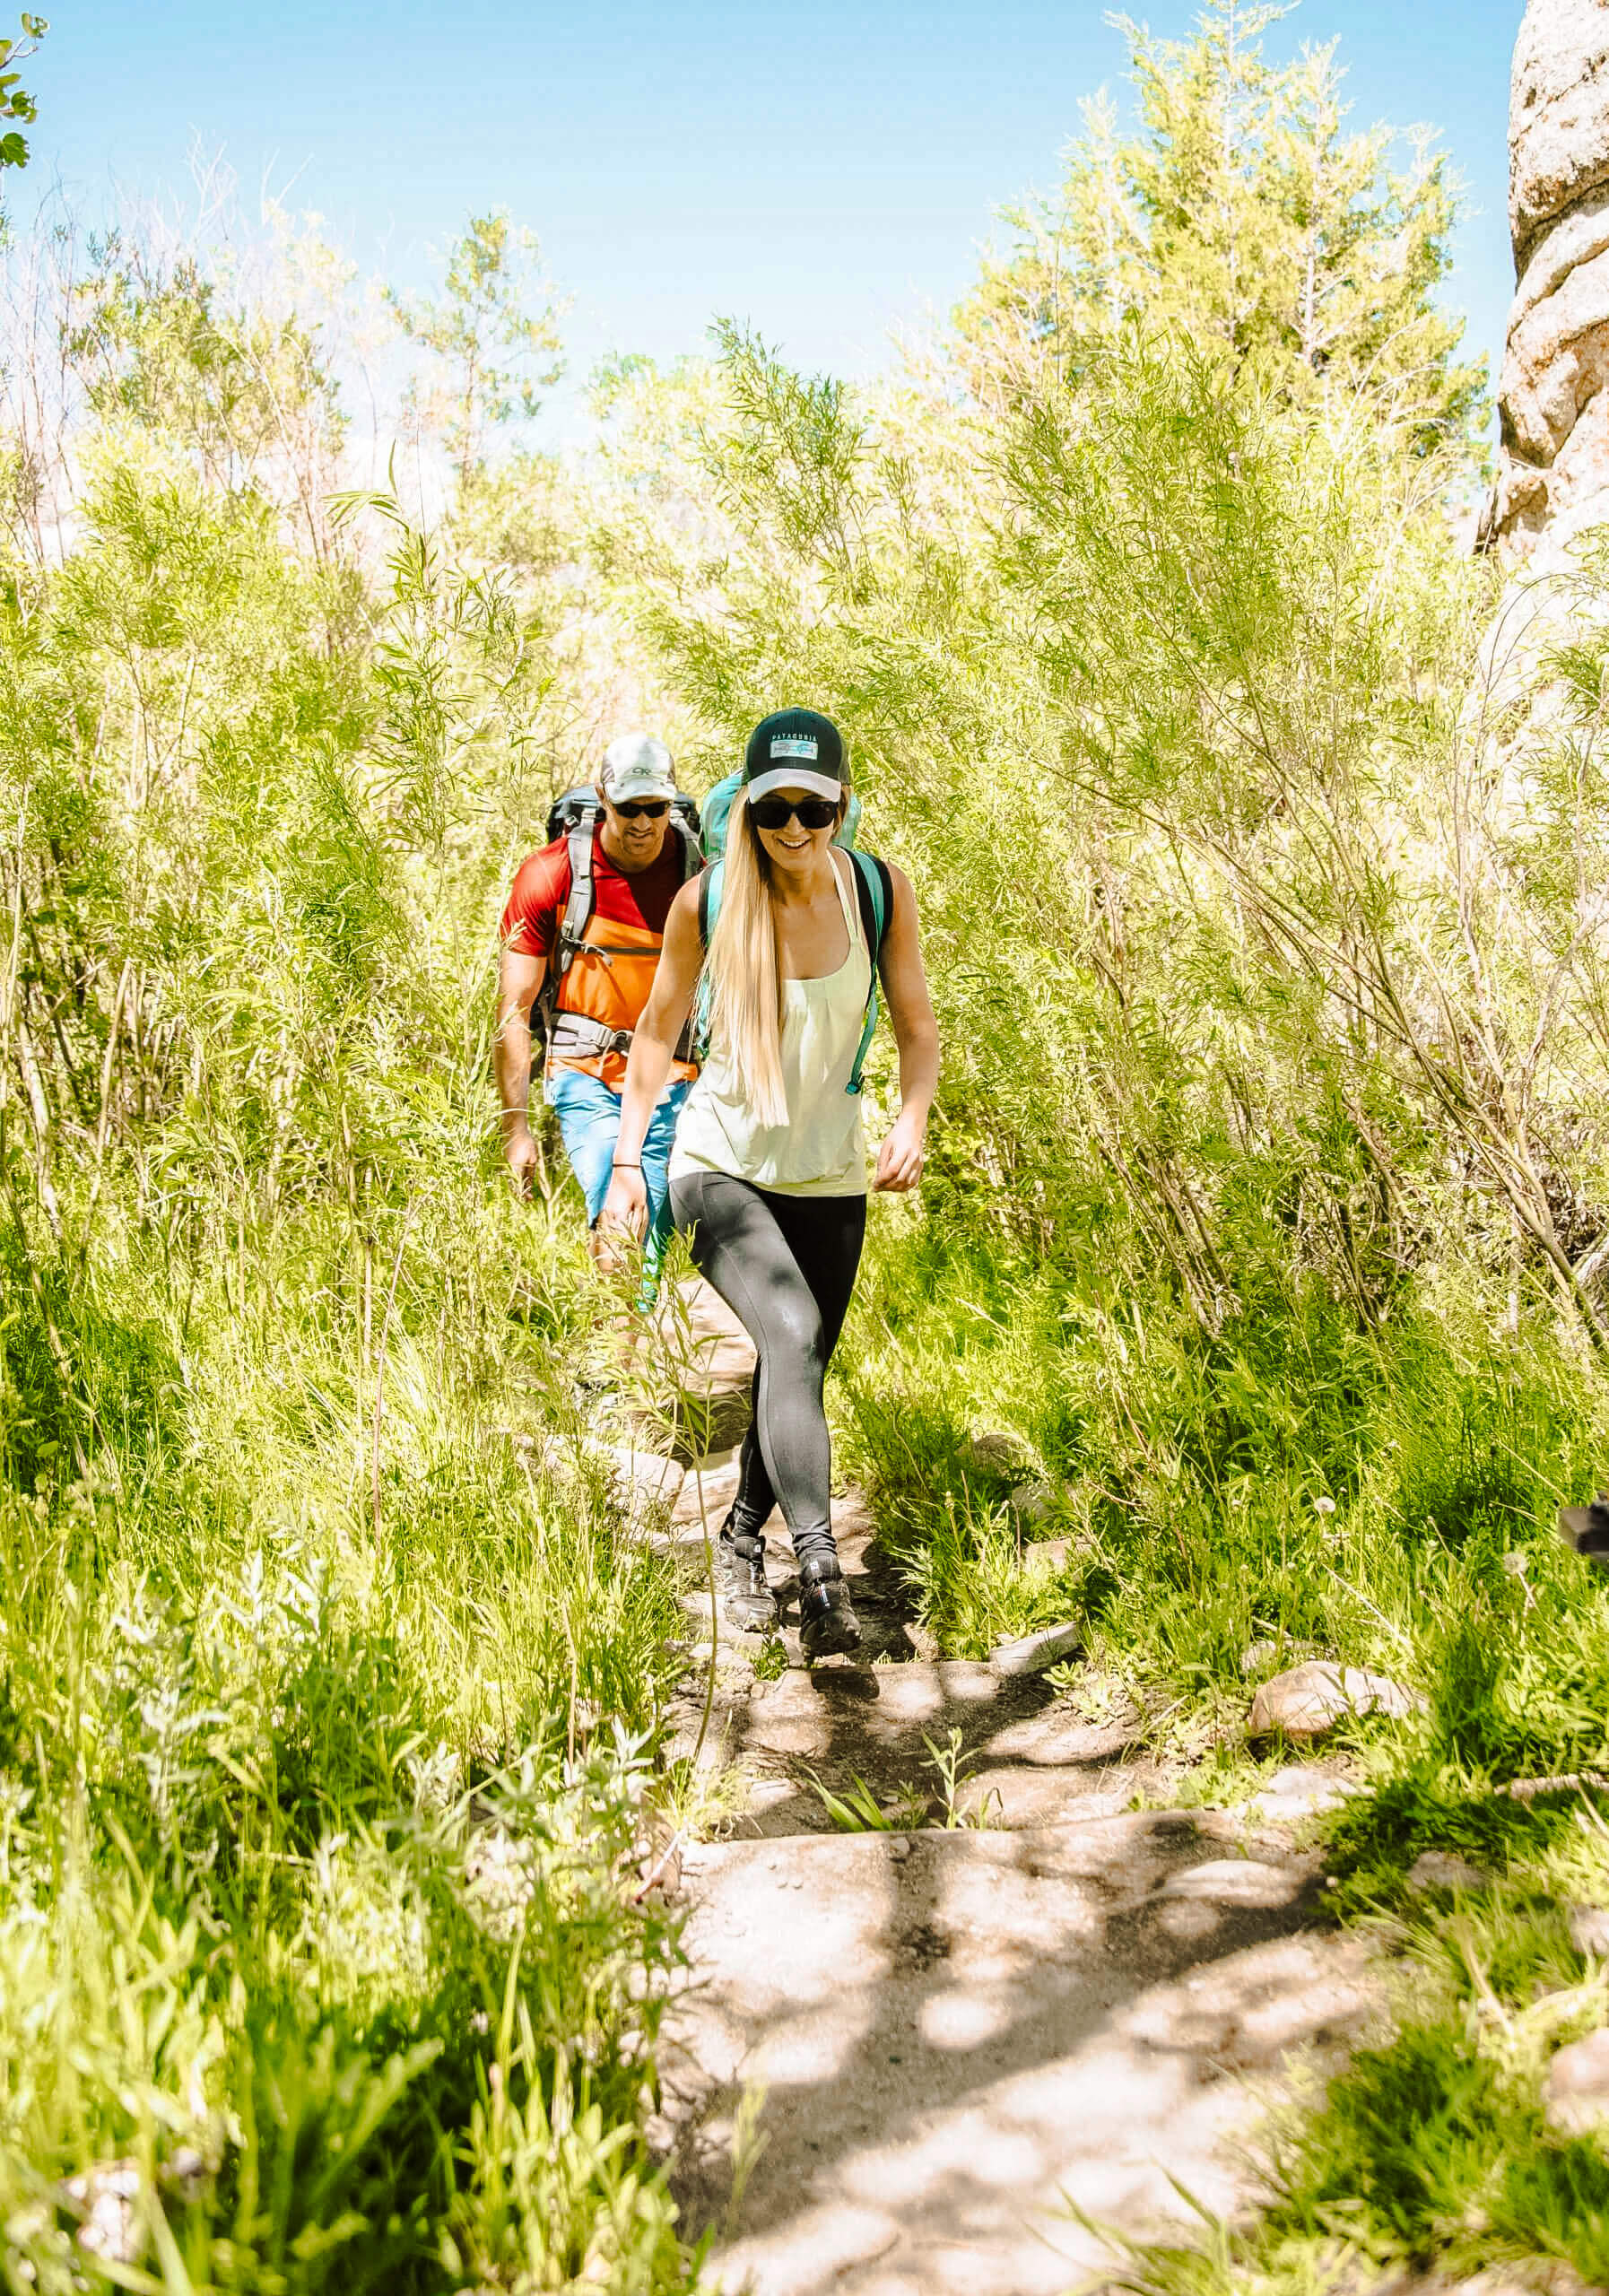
left=1248, top=1660, right=1419, bottom=1741
left=1544, top=2027, right=1609, bottom=2135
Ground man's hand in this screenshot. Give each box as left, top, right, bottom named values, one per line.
left=504, top=1123, right=540, bottom=1199
left=597, top=1166, right=648, bottom=1265
left=874, top=1109, right=927, bottom=1193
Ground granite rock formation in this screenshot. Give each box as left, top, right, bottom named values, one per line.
left=1487, top=0, right=1609, bottom=562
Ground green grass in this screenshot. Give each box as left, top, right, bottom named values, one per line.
left=0, top=1167, right=705, bottom=2292
left=1086, top=1913, right=1609, bottom=2295
left=0, top=439, right=719, bottom=2286
left=841, top=1224, right=1609, bottom=1706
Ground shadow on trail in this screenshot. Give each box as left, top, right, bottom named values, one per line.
left=659, top=1658, right=1370, bottom=2295
left=648, top=1317, right=1371, bottom=2291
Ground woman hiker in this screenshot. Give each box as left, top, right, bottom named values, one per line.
left=599, top=708, right=939, bottom=1658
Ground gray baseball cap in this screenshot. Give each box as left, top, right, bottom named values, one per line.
left=601, top=732, right=677, bottom=804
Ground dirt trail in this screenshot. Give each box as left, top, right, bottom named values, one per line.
left=631, top=1283, right=1376, bottom=2295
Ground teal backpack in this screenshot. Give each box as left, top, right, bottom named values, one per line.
left=694, top=771, right=891, bottom=1097
left=699, top=769, right=863, bottom=863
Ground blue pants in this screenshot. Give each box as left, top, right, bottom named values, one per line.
left=546, top=1069, right=688, bottom=1265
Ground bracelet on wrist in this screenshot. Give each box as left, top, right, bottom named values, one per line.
left=612, top=1159, right=642, bottom=1170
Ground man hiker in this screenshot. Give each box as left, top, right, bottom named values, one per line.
left=495, top=733, right=700, bottom=1269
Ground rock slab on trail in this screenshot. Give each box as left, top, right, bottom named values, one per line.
left=1544, top=2026, right=1609, bottom=2134
left=660, top=1820, right=1373, bottom=2296
left=667, top=1657, right=1154, bottom=1837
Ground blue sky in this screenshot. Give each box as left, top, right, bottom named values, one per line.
left=21, top=2, right=1524, bottom=427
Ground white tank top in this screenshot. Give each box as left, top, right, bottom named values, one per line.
left=669, top=851, right=871, bottom=1197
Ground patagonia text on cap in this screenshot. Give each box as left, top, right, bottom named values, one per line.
left=743, top=707, right=846, bottom=803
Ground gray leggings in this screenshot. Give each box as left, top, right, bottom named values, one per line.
left=668, top=1170, right=866, bottom=1570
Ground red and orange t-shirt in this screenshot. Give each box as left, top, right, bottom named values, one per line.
left=500, top=830, right=695, bottom=1090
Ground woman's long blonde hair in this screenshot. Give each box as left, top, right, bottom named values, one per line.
left=704, top=786, right=847, bottom=1126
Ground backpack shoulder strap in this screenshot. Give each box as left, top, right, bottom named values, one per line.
left=673, top=813, right=702, bottom=883
left=698, top=859, right=722, bottom=948
left=534, top=815, right=597, bottom=1055
left=691, top=860, right=721, bottom=1064
left=553, top=813, right=599, bottom=983
left=849, top=850, right=891, bottom=966
left=846, top=850, right=892, bottom=1098
left=693, top=854, right=888, bottom=1091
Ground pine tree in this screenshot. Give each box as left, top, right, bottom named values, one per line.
left=387, top=212, right=566, bottom=494
left=954, top=0, right=1484, bottom=457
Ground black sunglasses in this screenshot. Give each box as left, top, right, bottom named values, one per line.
left=750, top=794, right=839, bottom=831
left=612, top=797, right=670, bottom=819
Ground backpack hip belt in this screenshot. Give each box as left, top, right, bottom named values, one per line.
left=548, top=1012, right=637, bottom=1062
left=545, top=1009, right=699, bottom=1071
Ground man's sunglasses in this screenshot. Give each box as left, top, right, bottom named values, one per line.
left=750, top=794, right=839, bottom=831
left=612, top=797, right=670, bottom=819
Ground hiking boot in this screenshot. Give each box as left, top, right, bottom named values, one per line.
left=718, top=1519, right=778, bottom=1631
left=798, top=1554, right=861, bottom=1659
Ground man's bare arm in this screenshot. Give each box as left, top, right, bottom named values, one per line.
left=496, top=946, right=546, bottom=1191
